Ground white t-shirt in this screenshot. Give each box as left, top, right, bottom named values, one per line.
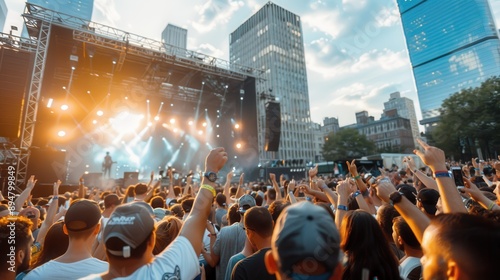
left=399, top=256, right=421, bottom=280
left=80, top=236, right=199, bottom=280
left=24, top=258, right=108, bottom=280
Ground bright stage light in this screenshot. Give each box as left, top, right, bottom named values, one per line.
left=47, top=98, right=53, bottom=108
left=110, top=112, right=141, bottom=134
left=173, top=128, right=178, bottom=133
left=170, top=118, right=176, bottom=124
left=216, top=135, right=220, bottom=138
left=236, top=143, right=242, bottom=149
left=147, top=122, right=153, bottom=127
left=235, top=123, right=240, bottom=129
left=57, top=130, right=66, bottom=137
left=198, top=130, right=203, bottom=135
left=216, top=124, right=219, bottom=128
left=202, top=122, right=207, bottom=127
left=154, top=116, right=160, bottom=121
left=188, top=120, right=193, bottom=126
left=92, top=120, right=97, bottom=124
left=96, top=110, right=104, bottom=116
left=61, top=104, right=68, bottom=111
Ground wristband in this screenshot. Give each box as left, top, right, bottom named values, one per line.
left=352, top=190, right=362, bottom=198
left=337, top=205, right=348, bottom=211
left=488, top=201, right=496, bottom=211
left=361, top=189, right=369, bottom=197
left=474, top=168, right=479, bottom=171
left=201, top=184, right=216, bottom=197
left=434, top=171, right=451, bottom=178
left=353, top=175, right=361, bottom=180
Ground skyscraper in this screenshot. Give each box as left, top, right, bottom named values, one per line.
left=0, top=0, right=7, bottom=33
left=161, top=23, right=187, bottom=49
left=27, top=0, right=93, bottom=20
left=396, top=0, right=500, bottom=131
left=22, top=0, right=94, bottom=37
left=230, top=2, right=315, bottom=163
left=382, top=92, right=419, bottom=147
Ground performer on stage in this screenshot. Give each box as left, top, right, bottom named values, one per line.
left=102, top=151, right=114, bottom=178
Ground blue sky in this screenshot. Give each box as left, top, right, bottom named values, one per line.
left=4, top=0, right=500, bottom=129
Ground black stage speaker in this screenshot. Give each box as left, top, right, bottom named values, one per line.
left=123, top=172, right=139, bottom=187
left=0, top=48, right=33, bottom=138
left=27, top=149, right=66, bottom=185
left=265, top=101, right=281, bottom=152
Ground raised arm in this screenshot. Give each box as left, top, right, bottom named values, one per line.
left=166, top=169, right=176, bottom=199
left=414, top=139, right=467, bottom=213
left=269, top=173, right=282, bottom=200
left=335, top=180, right=350, bottom=231
left=14, top=175, right=36, bottom=212
left=375, top=180, right=430, bottom=243
left=36, top=181, right=61, bottom=244
left=223, top=171, right=234, bottom=205
left=463, top=177, right=499, bottom=211
left=179, top=147, right=228, bottom=255
left=405, top=156, right=438, bottom=191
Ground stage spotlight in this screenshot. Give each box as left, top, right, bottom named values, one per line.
left=96, top=110, right=104, bottom=116
left=47, top=98, right=54, bottom=108
left=147, top=99, right=150, bottom=103
left=125, top=96, right=128, bottom=100
left=198, top=130, right=203, bottom=135
left=110, top=112, right=141, bottom=134
left=60, top=104, right=69, bottom=111
left=173, top=128, right=178, bottom=133
left=202, top=122, right=207, bottom=127
left=154, top=116, right=160, bottom=121
left=188, top=120, right=193, bottom=126
left=236, top=143, right=242, bottom=149
left=92, top=120, right=97, bottom=124
left=170, top=118, right=176, bottom=124
left=216, top=124, right=219, bottom=128
left=235, top=123, right=240, bottom=129
left=57, top=130, right=66, bottom=137
left=216, top=135, right=220, bottom=138
left=148, top=122, right=153, bottom=127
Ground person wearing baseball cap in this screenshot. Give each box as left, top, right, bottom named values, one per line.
left=416, top=188, right=440, bottom=218
left=81, top=147, right=228, bottom=280
left=264, top=201, right=342, bottom=280
left=24, top=199, right=108, bottom=280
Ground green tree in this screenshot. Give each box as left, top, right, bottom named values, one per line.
left=322, top=128, right=376, bottom=161
left=432, top=76, right=500, bottom=160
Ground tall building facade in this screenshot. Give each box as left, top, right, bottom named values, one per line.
left=27, top=0, right=93, bottom=19
left=323, top=117, right=340, bottom=135
left=0, top=0, right=7, bottom=33
left=230, top=2, right=315, bottom=163
left=161, top=24, right=187, bottom=49
left=396, top=0, right=500, bottom=131
left=22, top=0, right=94, bottom=37
left=382, top=92, right=418, bottom=147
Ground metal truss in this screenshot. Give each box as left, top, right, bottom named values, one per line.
left=16, top=10, right=52, bottom=188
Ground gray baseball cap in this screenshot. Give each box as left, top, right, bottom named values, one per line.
left=104, top=203, right=155, bottom=258
left=272, top=201, right=340, bottom=277
left=238, top=194, right=256, bottom=213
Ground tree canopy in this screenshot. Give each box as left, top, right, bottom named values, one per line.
left=432, top=76, right=500, bottom=160
left=322, top=128, right=376, bottom=161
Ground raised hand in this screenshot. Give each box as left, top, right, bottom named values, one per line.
left=336, top=180, right=351, bottom=198
left=239, top=173, right=245, bottom=186
left=205, top=147, right=228, bottom=173
left=346, top=159, right=358, bottom=176
left=374, top=179, right=397, bottom=203
left=414, top=138, right=447, bottom=170
left=309, top=164, right=318, bottom=178
left=27, top=175, right=37, bottom=189
left=288, top=179, right=296, bottom=193
left=269, top=173, right=276, bottom=181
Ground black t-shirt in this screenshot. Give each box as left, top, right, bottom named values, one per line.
left=231, top=248, right=276, bottom=280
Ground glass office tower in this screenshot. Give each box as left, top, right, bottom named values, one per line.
left=396, top=0, right=500, bottom=130
left=230, top=2, right=315, bottom=163
left=28, top=0, right=94, bottom=20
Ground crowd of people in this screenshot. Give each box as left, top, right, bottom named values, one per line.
left=1, top=139, right=500, bottom=280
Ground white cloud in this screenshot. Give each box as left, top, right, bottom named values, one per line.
left=375, top=6, right=400, bottom=27
left=195, top=43, right=225, bottom=58
left=93, top=0, right=121, bottom=27
left=191, top=0, right=244, bottom=33
left=306, top=47, right=408, bottom=79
